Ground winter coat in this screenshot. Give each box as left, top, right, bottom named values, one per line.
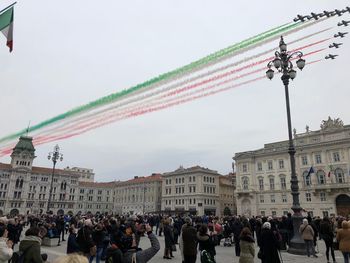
left=181, top=224, right=198, bottom=257
left=67, top=233, right=80, bottom=254
left=259, top=229, right=280, bottom=263
left=163, top=225, right=174, bottom=249
left=299, top=224, right=314, bottom=241
left=0, top=237, right=13, bottom=263
left=197, top=232, right=216, bottom=259
left=239, top=235, right=255, bottom=263
left=319, top=220, right=334, bottom=245
left=19, top=235, right=43, bottom=263
left=336, top=221, right=350, bottom=252
left=92, top=228, right=107, bottom=248
left=77, top=226, right=95, bottom=254
left=122, top=232, right=160, bottom=263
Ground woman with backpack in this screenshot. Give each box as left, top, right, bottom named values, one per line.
left=197, top=224, right=216, bottom=263
left=299, top=218, right=317, bottom=258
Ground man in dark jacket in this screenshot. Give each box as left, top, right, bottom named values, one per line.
left=180, top=217, right=197, bottom=263
left=77, top=219, right=95, bottom=261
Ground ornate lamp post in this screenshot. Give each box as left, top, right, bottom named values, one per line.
left=266, top=36, right=306, bottom=255
left=47, top=145, right=63, bottom=213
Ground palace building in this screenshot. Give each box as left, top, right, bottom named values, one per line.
left=234, top=117, right=350, bottom=218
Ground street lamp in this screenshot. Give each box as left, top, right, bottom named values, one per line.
left=47, top=144, right=63, bottom=213
left=266, top=36, right=306, bottom=255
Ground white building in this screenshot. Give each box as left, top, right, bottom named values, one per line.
left=161, top=166, right=222, bottom=216
left=234, top=117, right=350, bottom=218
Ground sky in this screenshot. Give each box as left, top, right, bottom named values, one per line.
left=1, top=0, right=350, bottom=182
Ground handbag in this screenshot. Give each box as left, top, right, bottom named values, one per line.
left=333, top=238, right=339, bottom=250
left=171, top=244, right=177, bottom=252
left=90, top=245, right=97, bottom=256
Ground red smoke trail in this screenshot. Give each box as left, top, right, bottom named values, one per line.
left=31, top=47, right=326, bottom=146
left=1, top=57, right=322, bottom=154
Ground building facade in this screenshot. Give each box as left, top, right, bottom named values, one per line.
left=234, top=117, right=350, bottom=218
left=219, top=175, right=236, bottom=216
left=161, top=166, right=223, bottom=216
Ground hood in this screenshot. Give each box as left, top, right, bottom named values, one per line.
left=196, top=233, right=209, bottom=241
left=342, top=220, right=349, bottom=229
left=19, top=236, right=42, bottom=250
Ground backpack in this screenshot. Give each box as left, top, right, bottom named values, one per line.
left=10, top=250, right=25, bottom=263
left=200, top=250, right=215, bottom=263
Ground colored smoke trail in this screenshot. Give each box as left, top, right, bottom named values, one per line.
left=0, top=21, right=307, bottom=144
left=3, top=56, right=324, bottom=155
left=21, top=39, right=330, bottom=144
left=8, top=32, right=332, bottom=148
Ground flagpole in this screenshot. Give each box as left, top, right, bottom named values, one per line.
left=0, top=2, right=17, bottom=14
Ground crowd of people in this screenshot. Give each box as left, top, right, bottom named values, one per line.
left=0, top=212, right=348, bottom=263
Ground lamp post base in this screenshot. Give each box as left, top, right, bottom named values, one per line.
left=288, top=213, right=307, bottom=255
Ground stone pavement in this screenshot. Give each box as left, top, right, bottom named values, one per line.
left=35, top=234, right=345, bottom=263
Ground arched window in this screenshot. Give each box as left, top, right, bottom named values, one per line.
left=19, top=179, right=24, bottom=188
left=303, top=171, right=311, bottom=186
left=317, top=170, right=326, bottom=184
left=15, top=179, right=19, bottom=188
left=335, top=168, right=344, bottom=183
left=242, top=177, right=249, bottom=190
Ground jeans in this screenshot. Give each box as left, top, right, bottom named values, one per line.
left=343, top=252, right=350, bottom=263
left=304, top=240, right=316, bottom=257
left=95, top=247, right=103, bottom=263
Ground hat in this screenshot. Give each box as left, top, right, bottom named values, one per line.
left=184, top=216, right=192, bottom=225
left=262, top=222, right=271, bottom=229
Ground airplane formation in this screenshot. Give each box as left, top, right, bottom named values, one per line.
left=293, top=7, right=350, bottom=22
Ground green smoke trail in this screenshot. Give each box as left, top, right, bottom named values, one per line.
left=0, top=21, right=301, bottom=144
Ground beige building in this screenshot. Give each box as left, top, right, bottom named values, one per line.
left=161, top=166, right=222, bottom=216
left=114, top=174, right=162, bottom=215
left=234, top=117, right=350, bottom=218
left=219, top=174, right=236, bottom=216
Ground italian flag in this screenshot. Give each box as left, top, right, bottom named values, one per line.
left=0, top=7, right=14, bottom=52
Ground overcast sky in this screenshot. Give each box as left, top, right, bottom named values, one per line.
left=1, top=0, right=349, bottom=182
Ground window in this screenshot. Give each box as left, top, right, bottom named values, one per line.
left=306, top=192, right=312, bottom=202
left=257, top=162, right=262, bottom=171
left=258, top=178, right=264, bottom=190
left=280, top=177, right=286, bottom=190
left=242, top=164, right=247, bottom=173
left=317, top=170, right=326, bottom=184
left=242, top=177, right=249, bottom=190
left=301, top=156, right=308, bottom=166
left=315, top=154, right=322, bottom=164
left=259, top=195, right=264, bottom=203
left=269, top=177, right=275, bottom=190
left=279, top=160, right=284, bottom=169
left=261, top=211, right=265, bottom=216
left=270, top=195, right=275, bottom=203
left=272, top=211, right=277, bottom=216
left=268, top=161, right=273, bottom=170
left=333, top=152, right=340, bottom=162
left=335, top=168, right=344, bottom=183
left=320, top=192, right=326, bottom=201
left=303, top=171, right=311, bottom=186
left=322, top=211, right=329, bottom=218
left=282, top=194, right=287, bottom=203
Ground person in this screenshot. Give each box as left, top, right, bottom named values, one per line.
left=197, top=224, right=216, bottom=262
left=122, top=224, right=160, bottom=263
left=258, top=222, right=281, bottom=263
left=19, top=226, right=47, bottom=263
left=0, top=225, right=13, bottom=263
left=239, top=227, right=254, bottom=263
left=92, top=223, right=106, bottom=263
left=319, top=216, right=336, bottom=263
left=180, top=217, right=198, bottom=263
left=299, top=218, right=317, bottom=258
left=53, top=254, right=88, bottom=263
left=76, top=219, right=95, bottom=263
left=163, top=218, right=174, bottom=259
left=232, top=217, right=243, bottom=257
left=336, top=220, right=350, bottom=263
left=67, top=226, right=80, bottom=254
